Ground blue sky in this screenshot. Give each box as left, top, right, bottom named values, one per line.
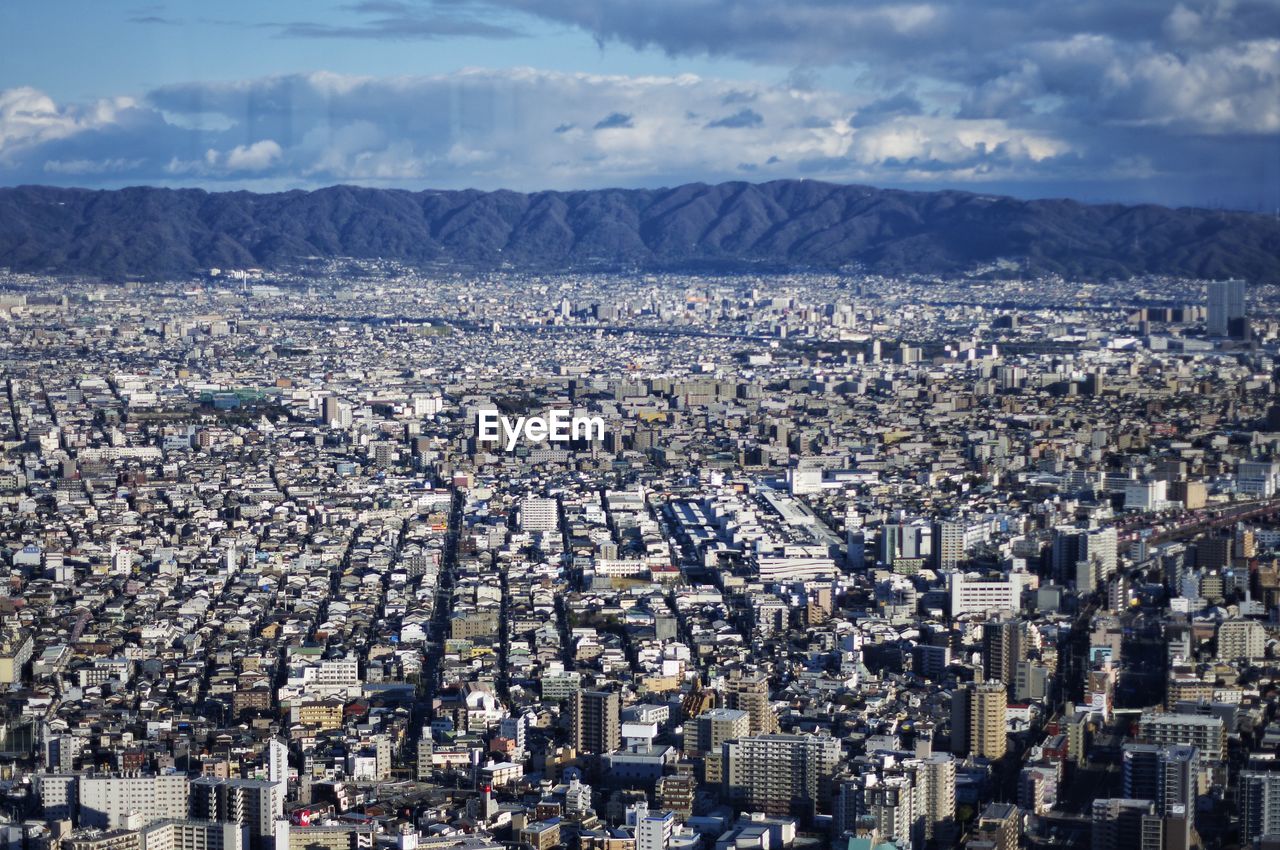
left=1, top=0, right=1278, bottom=209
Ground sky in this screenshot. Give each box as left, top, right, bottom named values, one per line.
left=1, top=0, right=1278, bottom=209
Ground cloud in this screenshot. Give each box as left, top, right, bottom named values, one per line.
left=266, top=0, right=524, bottom=41
left=707, top=109, right=764, bottom=129
left=221, top=140, right=284, bottom=171
left=0, top=66, right=1272, bottom=208
left=593, top=112, right=634, bottom=130
left=473, top=0, right=1280, bottom=138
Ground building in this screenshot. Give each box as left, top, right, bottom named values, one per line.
left=948, top=573, right=1025, bottom=617
left=1122, top=743, right=1197, bottom=844
left=1091, top=799, right=1164, bottom=850
left=722, top=671, right=778, bottom=736
left=722, top=733, right=841, bottom=822
left=1206, top=278, right=1246, bottom=337
left=189, top=779, right=284, bottom=850
left=1217, top=618, right=1266, bottom=662
left=519, top=497, right=559, bottom=533
left=914, top=753, right=957, bottom=846
left=141, top=820, right=245, bottom=850
left=1137, top=713, right=1225, bottom=763
left=1241, top=769, right=1280, bottom=845
left=969, top=802, right=1018, bottom=850
left=951, top=682, right=1007, bottom=760
left=271, top=821, right=374, bottom=850
left=572, top=690, right=621, bottom=755
left=685, top=708, right=750, bottom=757
left=79, top=775, right=190, bottom=829
left=982, top=619, right=1029, bottom=692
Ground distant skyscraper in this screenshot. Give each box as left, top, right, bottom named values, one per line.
left=1206, top=279, right=1246, bottom=337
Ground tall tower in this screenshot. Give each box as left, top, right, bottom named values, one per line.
left=1207, top=279, right=1246, bottom=337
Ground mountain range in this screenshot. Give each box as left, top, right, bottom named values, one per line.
left=1, top=180, right=1277, bottom=281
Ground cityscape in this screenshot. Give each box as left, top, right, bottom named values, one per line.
left=2, top=2, right=1280, bottom=850
left=0, top=265, right=1271, bottom=850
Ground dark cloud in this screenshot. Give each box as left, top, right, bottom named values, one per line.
left=707, top=109, right=763, bottom=129
left=476, top=0, right=1280, bottom=137
left=853, top=91, right=925, bottom=125
left=593, top=112, right=633, bottom=130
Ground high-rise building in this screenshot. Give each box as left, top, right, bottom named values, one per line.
left=722, top=733, right=841, bottom=822
left=189, top=778, right=284, bottom=850
left=266, top=739, right=289, bottom=787
left=866, top=776, right=918, bottom=850
left=1241, top=769, right=1280, bottom=845
left=571, top=690, right=621, bottom=754
left=1206, top=279, right=1246, bottom=337
left=951, top=681, right=1007, bottom=760
left=982, top=619, right=1028, bottom=692
left=1122, top=743, right=1198, bottom=838
left=933, top=521, right=965, bottom=570
left=723, top=670, right=778, bottom=735
left=914, top=753, right=957, bottom=847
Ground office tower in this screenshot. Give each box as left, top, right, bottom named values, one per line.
left=684, top=707, right=749, bottom=756
left=1091, top=799, right=1164, bottom=850
left=933, top=521, right=964, bottom=570
left=78, top=774, right=190, bottom=829
left=519, top=497, right=559, bottom=533
left=572, top=690, right=620, bottom=754
left=1206, top=279, right=1246, bottom=337
left=982, top=619, right=1028, bottom=692
left=951, top=681, right=1007, bottom=760
left=189, top=778, right=284, bottom=850
left=722, top=733, right=841, bottom=822
left=723, top=670, right=779, bottom=735
left=1241, top=770, right=1280, bottom=845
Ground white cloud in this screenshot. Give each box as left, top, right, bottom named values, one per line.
left=0, top=87, right=134, bottom=163
left=222, top=140, right=284, bottom=171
